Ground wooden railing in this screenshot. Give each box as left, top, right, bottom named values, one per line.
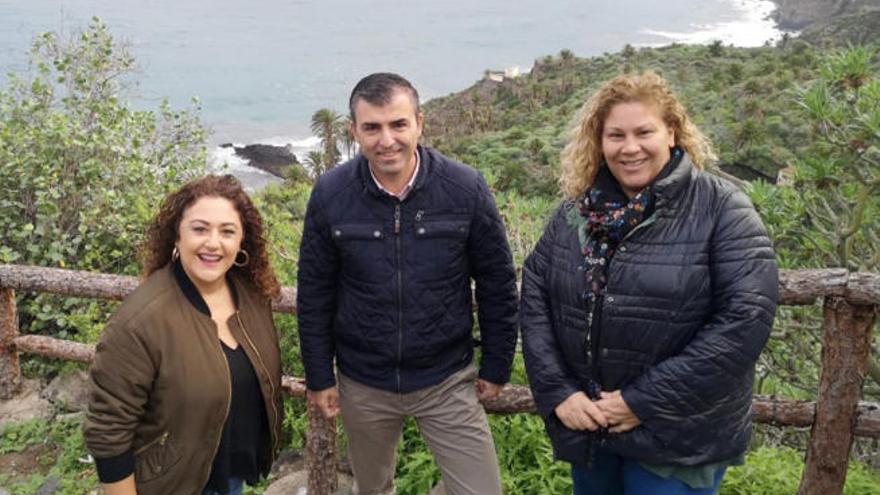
left=0, top=264, right=878, bottom=494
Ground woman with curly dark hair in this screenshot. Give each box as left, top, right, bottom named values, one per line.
left=84, top=175, right=283, bottom=495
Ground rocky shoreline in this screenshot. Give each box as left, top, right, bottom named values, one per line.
left=769, top=0, right=880, bottom=30
left=219, top=142, right=302, bottom=179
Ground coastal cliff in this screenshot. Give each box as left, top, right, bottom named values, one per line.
left=770, top=0, right=879, bottom=30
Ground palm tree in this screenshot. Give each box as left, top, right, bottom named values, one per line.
left=340, top=115, right=357, bottom=159
left=310, top=108, right=343, bottom=172
left=303, top=150, right=326, bottom=179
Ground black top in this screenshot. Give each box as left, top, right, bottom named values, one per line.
left=173, top=261, right=270, bottom=492
left=205, top=342, right=270, bottom=491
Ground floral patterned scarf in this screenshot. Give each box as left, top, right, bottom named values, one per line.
left=578, top=174, right=651, bottom=303
left=578, top=148, right=683, bottom=301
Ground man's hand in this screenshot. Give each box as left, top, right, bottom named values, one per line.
left=308, top=386, right=340, bottom=419
left=554, top=391, right=608, bottom=431
left=476, top=379, right=504, bottom=401
left=596, top=390, right=641, bottom=433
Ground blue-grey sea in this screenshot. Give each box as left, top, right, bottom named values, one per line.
left=0, top=0, right=783, bottom=187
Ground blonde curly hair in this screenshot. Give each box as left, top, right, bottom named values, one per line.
left=560, top=71, right=716, bottom=199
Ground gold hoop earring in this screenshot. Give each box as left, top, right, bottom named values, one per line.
left=234, top=249, right=250, bottom=267
left=172, top=246, right=180, bottom=262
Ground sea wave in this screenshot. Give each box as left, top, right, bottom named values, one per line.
left=641, top=0, right=787, bottom=47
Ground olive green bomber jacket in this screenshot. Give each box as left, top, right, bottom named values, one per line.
left=84, top=264, right=283, bottom=495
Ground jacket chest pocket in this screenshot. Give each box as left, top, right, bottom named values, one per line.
left=411, top=219, right=470, bottom=281
left=134, top=431, right=182, bottom=484
left=332, top=223, right=388, bottom=282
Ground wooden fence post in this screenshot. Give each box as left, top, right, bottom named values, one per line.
left=0, top=288, right=21, bottom=399
left=306, top=395, right=338, bottom=494
left=798, top=297, right=877, bottom=495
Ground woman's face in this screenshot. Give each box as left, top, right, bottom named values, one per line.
left=601, top=101, right=675, bottom=198
left=176, top=196, right=244, bottom=293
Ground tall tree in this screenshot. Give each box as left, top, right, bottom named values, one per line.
left=0, top=18, right=206, bottom=337
left=310, top=108, right=343, bottom=174
left=340, top=115, right=357, bottom=159
left=303, top=150, right=326, bottom=178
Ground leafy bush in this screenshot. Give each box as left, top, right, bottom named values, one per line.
left=722, top=446, right=880, bottom=495
left=0, top=18, right=207, bottom=348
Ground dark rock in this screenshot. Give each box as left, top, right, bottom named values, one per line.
left=35, top=476, right=60, bottom=495
left=271, top=449, right=305, bottom=478
left=42, top=370, right=90, bottom=412
left=233, top=143, right=300, bottom=178
left=264, top=469, right=353, bottom=495
left=720, top=163, right=775, bottom=183
left=0, top=379, right=53, bottom=430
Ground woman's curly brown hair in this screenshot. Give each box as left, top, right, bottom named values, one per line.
left=141, top=174, right=281, bottom=300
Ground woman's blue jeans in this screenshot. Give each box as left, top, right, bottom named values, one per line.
left=572, top=450, right=725, bottom=495
left=202, top=477, right=244, bottom=495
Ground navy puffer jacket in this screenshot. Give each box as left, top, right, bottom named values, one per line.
left=298, top=146, right=518, bottom=394
left=521, top=155, right=778, bottom=467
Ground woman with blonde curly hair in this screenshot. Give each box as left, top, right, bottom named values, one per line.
left=521, top=71, right=778, bottom=494
left=85, top=175, right=283, bottom=495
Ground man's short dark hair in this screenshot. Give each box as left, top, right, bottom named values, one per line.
left=349, top=72, right=420, bottom=121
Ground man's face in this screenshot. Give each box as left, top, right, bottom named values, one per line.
left=350, top=89, right=424, bottom=186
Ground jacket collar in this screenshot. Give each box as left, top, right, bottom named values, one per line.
left=172, top=259, right=239, bottom=317
left=359, top=145, right=430, bottom=199
left=652, top=150, right=695, bottom=213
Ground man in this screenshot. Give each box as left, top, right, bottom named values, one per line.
left=297, top=72, right=517, bottom=495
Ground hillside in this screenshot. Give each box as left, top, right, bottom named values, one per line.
left=799, top=10, right=880, bottom=46
left=421, top=5, right=880, bottom=197
left=422, top=42, right=820, bottom=195
left=770, top=0, right=880, bottom=30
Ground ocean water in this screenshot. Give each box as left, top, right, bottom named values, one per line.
left=0, top=0, right=783, bottom=186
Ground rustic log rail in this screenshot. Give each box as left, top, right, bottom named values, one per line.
left=0, top=265, right=878, bottom=494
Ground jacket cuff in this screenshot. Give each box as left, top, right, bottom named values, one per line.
left=621, top=386, right=654, bottom=423
left=478, top=362, right=511, bottom=386
left=305, top=372, right=337, bottom=391
left=95, top=450, right=135, bottom=483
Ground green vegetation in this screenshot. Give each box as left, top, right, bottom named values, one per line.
left=1, top=14, right=879, bottom=495
left=423, top=41, right=827, bottom=195
left=0, top=417, right=98, bottom=494
left=0, top=18, right=206, bottom=380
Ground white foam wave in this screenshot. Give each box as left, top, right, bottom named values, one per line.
left=207, top=134, right=329, bottom=191
left=208, top=145, right=269, bottom=175
left=641, top=0, right=787, bottom=47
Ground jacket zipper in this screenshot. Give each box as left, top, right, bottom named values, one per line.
left=584, top=294, right=603, bottom=393
left=134, top=430, right=169, bottom=455
left=394, top=203, right=403, bottom=393
left=236, top=312, right=281, bottom=461
left=587, top=212, right=655, bottom=391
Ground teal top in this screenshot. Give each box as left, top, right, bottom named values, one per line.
left=639, top=453, right=745, bottom=489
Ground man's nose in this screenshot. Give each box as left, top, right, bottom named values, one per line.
left=378, top=127, right=395, bottom=147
